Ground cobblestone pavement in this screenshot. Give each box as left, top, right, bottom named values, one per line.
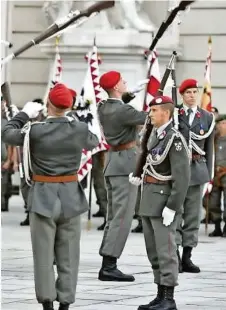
left=1, top=195, right=226, bottom=310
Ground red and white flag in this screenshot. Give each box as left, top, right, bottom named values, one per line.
left=200, top=36, right=212, bottom=112
left=143, top=50, right=161, bottom=112
left=77, top=40, right=109, bottom=181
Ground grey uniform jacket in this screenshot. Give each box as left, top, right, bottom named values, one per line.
left=2, top=112, right=99, bottom=218
left=98, top=98, right=147, bottom=176
left=140, top=124, right=190, bottom=217
left=178, top=106, right=214, bottom=186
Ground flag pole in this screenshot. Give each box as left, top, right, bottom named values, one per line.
left=87, top=170, right=93, bottom=231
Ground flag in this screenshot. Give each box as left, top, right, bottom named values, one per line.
left=143, top=50, right=161, bottom=112
left=43, top=36, right=62, bottom=103
left=200, top=36, right=212, bottom=112
left=76, top=40, right=109, bottom=181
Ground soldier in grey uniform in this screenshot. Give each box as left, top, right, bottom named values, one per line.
left=97, top=70, right=147, bottom=282
left=176, top=79, right=215, bottom=273
left=208, top=114, right=226, bottom=237
left=130, top=95, right=190, bottom=310
left=2, top=83, right=99, bottom=310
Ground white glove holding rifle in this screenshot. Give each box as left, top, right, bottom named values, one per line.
left=130, top=79, right=149, bottom=95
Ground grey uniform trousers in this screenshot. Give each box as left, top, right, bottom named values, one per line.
left=30, top=203, right=81, bottom=305
left=209, top=185, right=226, bottom=222
left=92, top=153, right=108, bottom=214
left=176, top=185, right=202, bottom=248
left=99, top=175, right=137, bottom=258
left=142, top=216, right=178, bottom=287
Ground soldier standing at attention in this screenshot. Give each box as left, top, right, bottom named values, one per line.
left=208, top=114, right=226, bottom=237
left=176, top=79, right=215, bottom=273
left=130, top=95, right=190, bottom=310
left=97, top=71, right=147, bottom=282
left=2, top=83, right=99, bottom=310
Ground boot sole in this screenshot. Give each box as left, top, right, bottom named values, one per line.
left=98, top=275, right=135, bottom=282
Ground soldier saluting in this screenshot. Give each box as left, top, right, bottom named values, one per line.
left=97, top=70, right=147, bottom=282
left=2, top=83, right=99, bottom=310
left=130, top=95, right=190, bottom=310
left=176, top=79, right=215, bottom=273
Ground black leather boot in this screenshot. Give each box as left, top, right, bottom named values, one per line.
left=20, top=213, right=30, bottom=226
left=42, top=301, right=54, bottom=310
left=98, top=256, right=135, bottom=282
left=132, top=218, right=143, bottom=233
left=209, top=220, right=222, bottom=237
left=97, top=219, right=106, bottom=231
left=148, top=286, right=177, bottom=310
left=138, top=285, right=164, bottom=309
left=93, top=210, right=105, bottom=217
left=182, top=247, right=200, bottom=273
left=176, top=248, right=183, bottom=273
left=59, top=303, right=69, bottom=310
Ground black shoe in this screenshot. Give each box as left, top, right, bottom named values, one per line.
left=176, top=248, right=183, bottom=273
left=20, top=213, right=30, bottom=226
left=209, top=220, right=222, bottom=237
left=42, top=301, right=54, bottom=310
left=97, top=221, right=106, bottom=231
left=182, top=247, right=200, bottom=273
left=98, top=256, right=135, bottom=282
left=59, top=304, right=69, bottom=310
left=93, top=210, right=105, bottom=218
left=133, top=214, right=139, bottom=220
left=132, top=219, right=143, bottom=233
left=148, top=286, right=177, bottom=310
left=138, top=285, right=163, bottom=309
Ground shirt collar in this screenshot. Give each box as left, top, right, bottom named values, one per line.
left=108, top=98, right=124, bottom=104
left=156, top=119, right=172, bottom=138
left=183, top=104, right=197, bottom=114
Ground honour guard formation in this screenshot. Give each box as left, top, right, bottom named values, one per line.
left=1, top=1, right=226, bottom=310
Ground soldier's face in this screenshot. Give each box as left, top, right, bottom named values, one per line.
left=149, top=105, right=169, bottom=127
left=182, top=88, right=198, bottom=106
left=218, top=120, right=226, bottom=135
left=114, top=78, right=127, bottom=94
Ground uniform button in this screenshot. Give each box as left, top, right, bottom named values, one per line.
left=160, top=190, right=164, bottom=194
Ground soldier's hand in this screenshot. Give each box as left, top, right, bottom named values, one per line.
left=203, top=181, right=213, bottom=196
left=22, top=102, right=44, bottom=119
left=162, top=206, right=176, bottom=226
left=130, top=79, right=149, bottom=94
left=129, top=173, right=142, bottom=186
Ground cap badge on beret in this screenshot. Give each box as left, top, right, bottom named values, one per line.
left=156, top=98, right=162, bottom=104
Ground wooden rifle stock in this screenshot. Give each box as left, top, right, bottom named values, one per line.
left=2, top=1, right=115, bottom=64
left=134, top=52, right=177, bottom=178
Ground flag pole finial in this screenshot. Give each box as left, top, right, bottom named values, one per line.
left=208, top=36, right=212, bottom=45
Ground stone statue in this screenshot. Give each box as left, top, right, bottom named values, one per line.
left=42, top=0, right=157, bottom=32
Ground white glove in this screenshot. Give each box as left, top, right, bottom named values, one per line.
left=5, top=104, right=19, bottom=118
left=203, top=182, right=213, bottom=196
left=22, top=102, right=44, bottom=119
left=129, top=173, right=142, bottom=186
left=130, top=79, right=149, bottom=94
left=162, top=206, right=176, bottom=227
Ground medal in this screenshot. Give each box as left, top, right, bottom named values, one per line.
left=200, top=129, right=204, bottom=135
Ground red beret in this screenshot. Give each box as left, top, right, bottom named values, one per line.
left=179, top=79, right=198, bottom=94
left=149, top=95, right=174, bottom=106
left=49, top=83, right=73, bottom=109
left=99, top=71, right=121, bottom=90
left=68, top=88, right=77, bottom=98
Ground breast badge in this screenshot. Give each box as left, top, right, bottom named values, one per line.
left=174, top=141, right=182, bottom=152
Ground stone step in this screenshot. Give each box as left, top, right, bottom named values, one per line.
left=180, top=7, right=226, bottom=34
left=177, top=60, right=226, bottom=87
left=10, top=58, right=49, bottom=84
left=180, top=35, right=226, bottom=61
left=11, top=83, right=46, bottom=108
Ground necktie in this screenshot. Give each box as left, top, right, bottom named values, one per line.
left=187, top=108, right=192, bottom=125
